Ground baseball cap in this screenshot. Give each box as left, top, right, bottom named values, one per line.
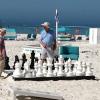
left=41, top=22, right=50, bottom=28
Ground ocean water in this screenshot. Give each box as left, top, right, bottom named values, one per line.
left=5, top=25, right=89, bottom=36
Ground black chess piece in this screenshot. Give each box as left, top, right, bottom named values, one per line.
left=4, top=56, right=10, bottom=70
left=52, top=56, right=58, bottom=70
left=55, top=55, right=58, bottom=62
left=13, top=55, right=19, bottom=69
left=34, top=57, right=38, bottom=63
left=52, top=59, right=55, bottom=70
left=21, top=53, right=27, bottom=70
left=30, top=50, right=35, bottom=69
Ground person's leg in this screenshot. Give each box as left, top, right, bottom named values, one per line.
left=41, top=47, right=47, bottom=64
left=46, top=47, right=54, bottom=59
left=0, top=59, right=5, bottom=77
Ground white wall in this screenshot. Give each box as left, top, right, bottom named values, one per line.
left=89, top=28, right=100, bottom=44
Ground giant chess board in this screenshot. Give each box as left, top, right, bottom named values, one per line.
left=12, top=55, right=95, bottom=81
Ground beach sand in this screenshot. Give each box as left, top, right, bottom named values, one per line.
left=0, top=40, right=100, bottom=100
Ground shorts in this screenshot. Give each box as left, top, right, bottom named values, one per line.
left=41, top=47, right=54, bottom=59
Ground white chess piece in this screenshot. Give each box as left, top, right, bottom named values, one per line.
left=36, top=59, right=43, bottom=77
left=86, top=62, right=93, bottom=76
left=42, top=61, right=47, bottom=76
left=23, top=61, right=32, bottom=78
left=46, top=58, right=53, bottom=77
left=64, top=61, right=69, bottom=74
left=76, top=61, right=83, bottom=76
left=34, top=61, right=38, bottom=72
left=32, top=70, right=36, bottom=77
left=67, top=59, right=73, bottom=76
left=73, top=61, right=78, bottom=76
left=13, top=62, right=22, bottom=78
left=82, top=61, right=86, bottom=76
left=57, top=55, right=65, bottom=76
left=53, top=61, right=59, bottom=76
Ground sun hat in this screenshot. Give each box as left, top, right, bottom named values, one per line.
left=41, top=22, right=50, bottom=28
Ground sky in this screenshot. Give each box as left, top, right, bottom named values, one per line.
left=0, top=0, right=100, bottom=27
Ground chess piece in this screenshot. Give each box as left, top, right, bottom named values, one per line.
left=30, top=50, right=35, bottom=69
left=73, top=61, right=78, bottom=76
left=55, top=55, right=59, bottom=62
left=34, top=61, right=38, bottom=72
left=86, top=62, right=93, bottom=76
left=46, top=58, right=53, bottom=77
left=64, top=61, right=69, bottom=73
left=76, top=61, right=83, bottom=76
left=42, top=61, right=47, bottom=76
left=23, top=61, right=32, bottom=78
left=21, top=53, right=27, bottom=70
left=57, top=55, right=65, bottom=76
left=36, top=59, right=43, bottom=77
left=34, top=57, right=38, bottom=63
left=82, top=61, right=86, bottom=76
left=53, top=61, right=59, bottom=76
left=13, top=55, right=19, bottom=69
left=67, top=59, right=73, bottom=76
left=5, top=56, right=10, bottom=70
left=32, top=70, right=36, bottom=77
left=13, top=62, right=22, bottom=78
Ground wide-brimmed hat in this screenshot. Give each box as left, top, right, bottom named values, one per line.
left=41, top=22, right=50, bottom=28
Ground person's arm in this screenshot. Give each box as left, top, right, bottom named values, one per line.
left=2, top=48, right=6, bottom=59
left=0, top=38, right=3, bottom=58
left=39, top=39, right=47, bottom=48
left=0, top=38, right=6, bottom=59
left=39, top=31, right=47, bottom=48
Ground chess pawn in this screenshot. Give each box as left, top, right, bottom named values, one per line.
left=82, top=61, right=87, bottom=76
left=64, top=61, right=69, bottom=74
left=24, top=61, right=31, bottom=71
left=34, top=61, right=38, bottom=72
left=67, top=58, right=72, bottom=65
left=86, top=62, right=93, bottom=76
left=76, top=61, right=83, bottom=76
left=57, top=55, right=65, bottom=76
left=13, top=62, right=22, bottom=78
left=53, top=61, right=59, bottom=76
left=36, top=59, right=43, bottom=77
left=67, top=67, right=73, bottom=76
left=46, top=58, right=53, bottom=77
left=23, top=61, right=32, bottom=78
left=73, top=61, right=78, bottom=76
left=66, top=58, right=73, bottom=76
left=42, top=61, right=47, bottom=76
left=32, top=70, right=36, bottom=77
